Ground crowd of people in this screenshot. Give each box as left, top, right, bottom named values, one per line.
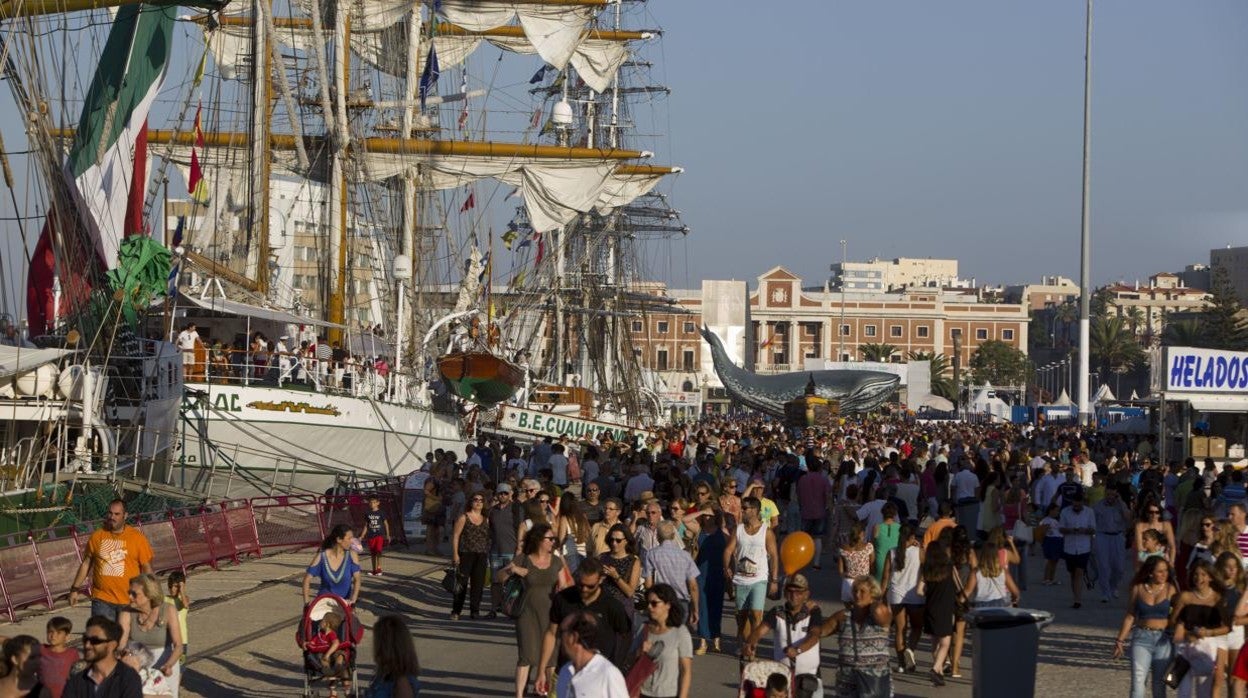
left=395, top=414, right=1222, bottom=697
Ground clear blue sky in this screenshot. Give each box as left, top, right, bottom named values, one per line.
left=652, top=0, right=1248, bottom=289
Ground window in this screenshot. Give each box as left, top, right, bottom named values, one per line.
left=1002, top=329, right=1015, bottom=341
left=805, top=324, right=819, bottom=336
left=683, top=321, right=695, bottom=334
left=975, top=328, right=988, bottom=340
left=840, top=325, right=851, bottom=337
left=951, top=328, right=963, bottom=338
left=681, top=380, right=694, bottom=392
left=917, top=326, right=930, bottom=338
left=773, top=353, right=787, bottom=365
left=656, top=349, right=669, bottom=371
left=774, top=324, right=787, bottom=335
left=682, top=349, right=695, bottom=371
left=633, top=348, right=642, bottom=357
left=865, top=325, right=877, bottom=338
left=631, top=320, right=643, bottom=333
left=657, top=321, right=669, bottom=334
left=890, top=325, right=903, bottom=338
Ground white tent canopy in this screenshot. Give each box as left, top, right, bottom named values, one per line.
left=1054, top=389, right=1073, bottom=406
left=1093, top=384, right=1116, bottom=405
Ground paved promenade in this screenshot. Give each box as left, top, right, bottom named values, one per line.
left=0, top=546, right=1129, bottom=696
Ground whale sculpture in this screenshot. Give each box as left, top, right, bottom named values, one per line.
left=700, top=327, right=900, bottom=416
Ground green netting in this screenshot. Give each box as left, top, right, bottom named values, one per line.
left=0, top=482, right=194, bottom=538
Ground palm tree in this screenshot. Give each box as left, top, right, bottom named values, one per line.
left=908, top=350, right=955, bottom=400
left=1055, top=301, right=1078, bottom=348
left=1090, top=317, right=1145, bottom=388
left=1162, top=319, right=1204, bottom=348
left=1126, top=306, right=1145, bottom=337
left=859, top=343, right=898, bottom=363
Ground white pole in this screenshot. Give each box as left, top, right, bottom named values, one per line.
left=395, top=278, right=406, bottom=373
left=1077, top=0, right=1094, bottom=425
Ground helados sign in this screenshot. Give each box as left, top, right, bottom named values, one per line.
left=1166, top=347, right=1248, bottom=393
left=497, top=406, right=655, bottom=443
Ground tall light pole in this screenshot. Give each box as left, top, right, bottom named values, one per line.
left=1077, top=0, right=1094, bottom=425
left=838, top=239, right=847, bottom=362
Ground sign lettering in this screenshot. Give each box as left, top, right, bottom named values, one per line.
left=1166, top=347, right=1248, bottom=394
left=497, top=406, right=656, bottom=443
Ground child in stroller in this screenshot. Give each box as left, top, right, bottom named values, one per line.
left=299, top=594, right=364, bottom=698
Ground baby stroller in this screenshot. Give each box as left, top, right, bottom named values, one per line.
left=297, top=593, right=365, bottom=697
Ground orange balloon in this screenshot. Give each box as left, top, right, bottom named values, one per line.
left=780, top=531, right=815, bottom=576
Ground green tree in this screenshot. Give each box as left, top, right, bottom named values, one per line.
left=1162, top=319, right=1204, bottom=348
left=969, top=340, right=1030, bottom=387
left=1055, top=301, right=1079, bottom=348
left=1090, top=316, right=1146, bottom=382
left=908, top=351, right=955, bottom=400
left=1090, top=287, right=1116, bottom=320
left=859, top=343, right=899, bottom=362
left=1202, top=266, right=1248, bottom=350
left=1125, top=306, right=1146, bottom=336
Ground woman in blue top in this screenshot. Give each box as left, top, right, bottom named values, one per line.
left=1112, top=556, right=1177, bottom=698
left=303, top=524, right=362, bottom=606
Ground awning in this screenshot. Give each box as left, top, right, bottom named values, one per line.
left=0, top=345, right=74, bottom=379
left=347, top=333, right=395, bottom=358
left=1166, top=394, right=1248, bottom=413
left=179, top=294, right=344, bottom=329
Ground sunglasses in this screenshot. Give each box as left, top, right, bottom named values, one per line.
left=525, top=488, right=539, bottom=494
left=543, top=535, right=557, bottom=541
left=539, top=498, right=551, bottom=504
left=82, top=636, right=111, bottom=646
left=609, top=537, right=626, bottom=544
left=587, top=488, right=600, bottom=492
left=647, top=599, right=663, bottom=608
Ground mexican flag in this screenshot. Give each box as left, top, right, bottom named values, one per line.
left=27, top=4, right=174, bottom=335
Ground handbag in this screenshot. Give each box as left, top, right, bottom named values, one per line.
left=625, top=629, right=657, bottom=698
left=555, top=557, right=575, bottom=593
left=1011, top=519, right=1034, bottom=543
left=441, top=565, right=465, bottom=596
left=952, top=568, right=969, bottom=617
left=1165, top=653, right=1192, bottom=689
left=500, top=575, right=526, bottom=619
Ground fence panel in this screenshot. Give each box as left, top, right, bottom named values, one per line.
left=33, top=537, right=83, bottom=607
left=0, top=543, right=49, bottom=615
left=170, top=514, right=216, bottom=570
left=223, top=502, right=261, bottom=560
left=251, top=496, right=324, bottom=551
left=201, top=509, right=237, bottom=565
left=139, top=519, right=184, bottom=574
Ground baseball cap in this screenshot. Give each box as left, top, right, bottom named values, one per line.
left=496, top=483, right=513, bottom=494
left=785, top=574, right=810, bottom=590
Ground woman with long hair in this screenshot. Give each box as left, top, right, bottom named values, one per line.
left=963, top=542, right=1020, bottom=609
left=302, top=524, right=361, bottom=606
left=816, top=575, right=893, bottom=697
left=919, top=543, right=957, bottom=687
left=1113, top=556, right=1177, bottom=698
left=633, top=583, right=693, bottom=698
left=367, top=614, right=421, bottom=697
left=871, top=503, right=900, bottom=582
left=1216, top=552, right=1247, bottom=697
left=598, top=523, right=642, bottom=625
left=947, top=526, right=978, bottom=679
left=450, top=491, right=491, bottom=620
left=693, top=511, right=728, bottom=655
left=882, top=525, right=922, bottom=674
left=1001, top=478, right=1030, bottom=590
left=555, top=492, right=591, bottom=572
left=1173, top=559, right=1230, bottom=698
left=505, top=523, right=567, bottom=698
left=976, top=471, right=1002, bottom=542
left=1134, top=497, right=1177, bottom=567
left=838, top=522, right=875, bottom=605
left=0, top=635, right=44, bottom=698
left=421, top=478, right=446, bottom=556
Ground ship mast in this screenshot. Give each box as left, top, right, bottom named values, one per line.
left=248, top=0, right=273, bottom=295
left=326, top=4, right=351, bottom=343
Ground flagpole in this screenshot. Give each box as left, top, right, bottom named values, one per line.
left=1077, top=0, right=1093, bottom=426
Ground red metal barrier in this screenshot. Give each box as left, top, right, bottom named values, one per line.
left=251, top=495, right=324, bottom=551
left=0, top=481, right=403, bottom=621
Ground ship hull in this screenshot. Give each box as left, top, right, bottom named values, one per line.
left=437, top=352, right=525, bottom=405
left=178, top=383, right=463, bottom=496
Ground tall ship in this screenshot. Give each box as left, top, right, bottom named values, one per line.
left=0, top=0, right=687, bottom=496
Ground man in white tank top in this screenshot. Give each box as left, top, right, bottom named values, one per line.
left=724, top=495, right=779, bottom=654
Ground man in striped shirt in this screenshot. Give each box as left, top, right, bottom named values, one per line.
left=1230, top=503, right=1248, bottom=567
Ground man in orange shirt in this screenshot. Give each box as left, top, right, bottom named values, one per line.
left=921, top=501, right=956, bottom=557
left=68, top=499, right=154, bottom=621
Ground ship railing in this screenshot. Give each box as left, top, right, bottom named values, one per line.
left=0, top=488, right=407, bottom=622
left=185, top=359, right=429, bottom=407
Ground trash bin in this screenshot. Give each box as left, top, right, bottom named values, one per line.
left=967, top=607, right=1054, bottom=698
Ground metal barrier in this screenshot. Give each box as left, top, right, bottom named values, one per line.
left=0, top=488, right=404, bottom=622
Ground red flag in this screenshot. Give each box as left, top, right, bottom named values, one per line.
left=26, top=211, right=98, bottom=337
left=188, top=105, right=209, bottom=204
left=534, top=231, right=544, bottom=265
left=459, top=191, right=475, bottom=213
left=122, top=120, right=148, bottom=237
left=531, top=108, right=542, bottom=128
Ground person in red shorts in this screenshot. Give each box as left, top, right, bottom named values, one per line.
left=362, top=496, right=391, bottom=576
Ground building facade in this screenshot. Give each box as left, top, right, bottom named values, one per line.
left=1211, top=246, right=1248, bottom=305
left=830, top=257, right=963, bottom=292
left=1003, top=275, right=1080, bottom=312
left=625, top=267, right=1030, bottom=412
